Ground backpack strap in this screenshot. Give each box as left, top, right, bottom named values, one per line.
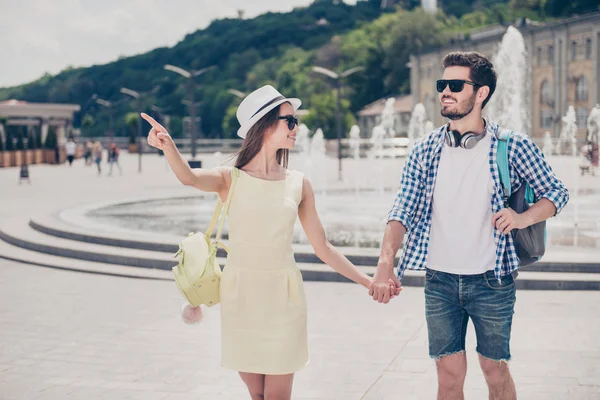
left=496, top=129, right=513, bottom=204
left=214, top=167, right=240, bottom=247
left=205, top=167, right=240, bottom=250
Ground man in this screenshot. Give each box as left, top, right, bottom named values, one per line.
left=370, top=52, right=569, bottom=399
left=65, top=137, right=77, bottom=166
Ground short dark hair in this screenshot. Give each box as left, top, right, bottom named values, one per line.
left=442, top=51, right=497, bottom=109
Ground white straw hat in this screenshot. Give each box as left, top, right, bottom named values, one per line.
left=236, top=85, right=301, bottom=139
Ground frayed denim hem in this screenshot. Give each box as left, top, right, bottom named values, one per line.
left=430, top=349, right=466, bottom=361
left=477, top=350, right=511, bottom=364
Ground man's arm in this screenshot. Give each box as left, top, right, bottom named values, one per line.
left=369, top=221, right=406, bottom=303
left=512, top=134, right=570, bottom=215
left=370, top=145, right=424, bottom=303
left=493, top=135, right=569, bottom=233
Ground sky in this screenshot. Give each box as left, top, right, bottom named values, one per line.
left=0, top=0, right=357, bottom=88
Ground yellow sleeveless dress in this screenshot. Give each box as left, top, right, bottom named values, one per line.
left=219, top=168, right=309, bottom=374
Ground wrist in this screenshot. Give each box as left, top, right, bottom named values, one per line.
left=376, top=260, right=394, bottom=272
left=521, top=211, right=535, bottom=229
left=162, top=141, right=177, bottom=152
left=359, top=275, right=372, bottom=289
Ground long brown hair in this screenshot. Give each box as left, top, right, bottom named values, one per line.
left=234, top=103, right=289, bottom=169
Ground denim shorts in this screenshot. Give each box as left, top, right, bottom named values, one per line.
left=424, top=268, right=516, bottom=361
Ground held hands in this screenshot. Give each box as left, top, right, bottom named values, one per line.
left=368, top=267, right=402, bottom=304
left=140, top=113, right=174, bottom=151
left=491, top=207, right=531, bottom=235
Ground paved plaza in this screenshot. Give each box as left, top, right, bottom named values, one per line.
left=1, top=259, right=600, bottom=400
left=1, top=152, right=600, bottom=399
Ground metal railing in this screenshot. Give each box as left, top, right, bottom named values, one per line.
left=77, top=136, right=412, bottom=157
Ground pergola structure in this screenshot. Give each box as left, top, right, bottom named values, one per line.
left=0, top=100, right=80, bottom=149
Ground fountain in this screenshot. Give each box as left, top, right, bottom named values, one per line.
left=295, top=123, right=311, bottom=170
left=368, top=125, right=386, bottom=196
left=407, top=103, right=427, bottom=151
left=86, top=25, right=600, bottom=253
left=380, top=98, right=397, bottom=137
left=424, top=120, right=435, bottom=136
left=557, top=106, right=578, bottom=156
left=584, top=104, right=600, bottom=175
left=349, top=125, right=361, bottom=196
left=310, top=128, right=326, bottom=157
left=369, top=126, right=385, bottom=159
left=487, top=26, right=530, bottom=134
left=542, top=131, right=554, bottom=156
left=349, top=125, right=361, bottom=246
left=587, top=105, right=600, bottom=143
left=309, top=128, right=327, bottom=195
left=349, top=125, right=361, bottom=161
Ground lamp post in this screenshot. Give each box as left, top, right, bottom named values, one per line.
left=164, top=64, right=215, bottom=167
left=120, top=87, right=143, bottom=173
left=95, top=98, right=114, bottom=140
left=227, top=89, right=246, bottom=99
left=311, top=66, right=363, bottom=181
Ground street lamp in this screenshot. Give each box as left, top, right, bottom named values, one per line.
left=311, top=65, right=363, bottom=181
left=164, top=64, right=215, bottom=167
left=95, top=98, right=114, bottom=140
left=120, top=87, right=143, bottom=173
left=227, top=89, right=246, bottom=99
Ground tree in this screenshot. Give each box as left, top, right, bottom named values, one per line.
left=543, top=0, right=599, bottom=16
left=384, top=9, right=449, bottom=94
left=222, top=105, right=240, bottom=139
left=302, top=91, right=355, bottom=139
left=125, top=112, right=139, bottom=144
left=82, top=114, right=95, bottom=129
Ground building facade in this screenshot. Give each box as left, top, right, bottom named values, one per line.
left=409, top=12, right=600, bottom=140
left=0, top=100, right=80, bottom=149
left=357, top=95, right=413, bottom=137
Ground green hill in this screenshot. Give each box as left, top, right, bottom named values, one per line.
left=1, top=0, right=596, bottom=139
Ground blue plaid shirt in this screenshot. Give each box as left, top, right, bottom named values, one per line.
left=388, top=120, right=569, bottom=281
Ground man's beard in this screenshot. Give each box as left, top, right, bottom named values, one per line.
left=441, top=93, right=477, bottom=120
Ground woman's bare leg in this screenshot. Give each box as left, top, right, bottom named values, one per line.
left=239, top=372, right=265, bottom=400
left=263, top=373, right=294, bottom=400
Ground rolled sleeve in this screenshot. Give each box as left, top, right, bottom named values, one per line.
left=512, top=135, right=570, bottom=215
left=387, top=147, right=425, bottom=231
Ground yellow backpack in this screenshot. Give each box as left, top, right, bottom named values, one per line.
left=172, top=168, right=239, bottom=307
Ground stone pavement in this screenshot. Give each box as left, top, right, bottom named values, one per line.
left=0, top=259, right=599, bottom=400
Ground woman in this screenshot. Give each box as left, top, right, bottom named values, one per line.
left=93, top=141, right=103, bottom=175
left=142, top=85, right=397, bottom=400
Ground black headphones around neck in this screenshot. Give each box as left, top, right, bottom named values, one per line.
left=445, top=120, right=487, bottom=149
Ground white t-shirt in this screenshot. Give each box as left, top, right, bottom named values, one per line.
left=427, top=132, right=497, bottom=275
left=65, top=141, right=76, bottom=156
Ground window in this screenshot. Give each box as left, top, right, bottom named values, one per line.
left=586, top=38, right=592, bottom=60
left=576, top=77, right=589, bottom=101
left=572, top=41, right=577, bottom=61
left=537, top=47, right=542, bottom=65
left=576, top=107, right=588, bottom=129
left=540, top=80, right=552, bottom=105
left=548, top=45, right=554, bottom=64
left=540, top=110, right=553, bottom=129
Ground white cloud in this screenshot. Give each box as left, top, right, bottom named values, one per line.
left=1, top=0, right=358, bottom=88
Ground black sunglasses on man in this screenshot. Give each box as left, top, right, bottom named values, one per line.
left=436, top=79, right=482, bottom=93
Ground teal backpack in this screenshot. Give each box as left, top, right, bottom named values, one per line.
left=497, top=130, right=547, bottom=265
